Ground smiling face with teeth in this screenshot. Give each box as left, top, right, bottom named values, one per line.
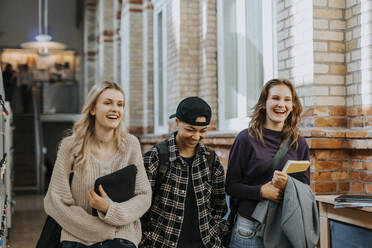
left=90, top=88, right=124, bottom=131
left=263, top=84, right=293, bottom=131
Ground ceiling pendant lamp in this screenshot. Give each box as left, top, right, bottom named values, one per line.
left=21, top=0, right=66, bottom=56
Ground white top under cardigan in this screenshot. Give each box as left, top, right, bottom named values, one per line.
left=44, top=134, right=152, bottom=246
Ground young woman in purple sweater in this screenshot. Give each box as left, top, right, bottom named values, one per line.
left=225, top=79, right=310, bottom=248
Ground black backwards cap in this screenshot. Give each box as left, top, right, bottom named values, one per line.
left=169, top=96, right=211, bottom=126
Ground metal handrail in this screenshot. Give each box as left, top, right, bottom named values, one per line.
left=32, top=83, right=44, bottom=193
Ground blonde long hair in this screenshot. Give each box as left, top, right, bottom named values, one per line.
left=68, top=81, right=128, bottom=172
left=248, top=78, right=302, bottom=149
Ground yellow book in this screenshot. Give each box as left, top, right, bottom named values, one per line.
left=282, top=160, right=310, bottom=174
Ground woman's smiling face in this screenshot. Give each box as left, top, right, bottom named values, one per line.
left=264, top=84, right=293, bottom=131
left=90, top=88, right=124, bottom=130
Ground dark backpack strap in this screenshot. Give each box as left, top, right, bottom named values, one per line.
left=154, top=139, right=170, bottom=194
left=205, top=147, right=216, bottom=178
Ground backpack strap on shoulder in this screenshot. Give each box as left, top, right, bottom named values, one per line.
left=154, top=139, right=170, bottom=194
left=205, top=147, right=216, bottom=174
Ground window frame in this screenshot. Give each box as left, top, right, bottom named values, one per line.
left=217, top=0, right=277, bottom=132
left=153, top=0, right=168, bottom=134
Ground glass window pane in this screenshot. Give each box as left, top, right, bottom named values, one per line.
left=223, top=0, right=238, bottom=119
left=245, top=0, right=263, bottom=111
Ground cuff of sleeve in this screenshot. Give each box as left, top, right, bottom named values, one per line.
left=258, top=185, right=263, bottom=200
left=98, top=198, right=115, bottom=223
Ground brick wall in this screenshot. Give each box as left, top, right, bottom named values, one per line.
left=313, top=0, right=346, bottom=108
left=179, top=0, right=199, bottom=99
left=303, top=0, right=372, bottom=195
left=277, top=0, right=314, bottom=98
left=97, top=0, right=115, bottom=82
left=139, top=0, right=372, bottom=195
left=95, top=4, right=100, bottom=85
left=86, top=0, right=372, bottom=195
left=142, top=0, right=154, bottom=134
left=121, top=0, right=145, bottom=132
left=198, top=0, right=218, bottom=130
left=128, top=4, right=144, bottom=131
left=345, top=0, right=372, bottom=194
left=167, top=0, right=181, bottom=119
left=113, top=0, right=122, bottom=83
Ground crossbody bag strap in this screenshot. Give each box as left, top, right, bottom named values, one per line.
left=271, top=136, right=292, bottom=172
left=248, top=136, right=293, bottom=185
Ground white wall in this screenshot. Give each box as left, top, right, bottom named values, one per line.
left=0, top=0, right=82, bottom=53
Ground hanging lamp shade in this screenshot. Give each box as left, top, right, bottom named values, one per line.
left=21, top=0, right=66, bottom=56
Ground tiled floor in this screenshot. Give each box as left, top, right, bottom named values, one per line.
left=8, top=194, right=46, bottom=248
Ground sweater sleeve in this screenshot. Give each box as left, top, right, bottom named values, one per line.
left=44, top=138, right=116, bottom=243
left=225, top=130, right=263, bottom=201
left=99, top=136, right=152, bottom=226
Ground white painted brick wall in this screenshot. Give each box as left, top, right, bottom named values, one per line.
left=277, top=0, right=314, bottom=107
left=359, top=0, right=372, bottom=107
left=346, top=0, right=363, bottom=107
left=142, top=3, right=154, bottom=131
left=198, top=2, right=218, bottom=125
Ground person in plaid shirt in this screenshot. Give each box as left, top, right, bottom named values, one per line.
left=140, top=97, right=229, bottom=248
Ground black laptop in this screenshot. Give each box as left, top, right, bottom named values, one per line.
left=92, top=164, right=137, bottom=216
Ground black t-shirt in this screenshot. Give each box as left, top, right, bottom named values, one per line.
left=177, top=156, right=204, bottom=248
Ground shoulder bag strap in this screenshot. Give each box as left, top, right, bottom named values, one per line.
left=271, top=136, right=292, bottom=172
left=154, top=139, right=169, bottom=194
left=246, top=136, right=293, bottom=185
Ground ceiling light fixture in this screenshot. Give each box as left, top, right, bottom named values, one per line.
left=21, top=0, right=66, bottom=56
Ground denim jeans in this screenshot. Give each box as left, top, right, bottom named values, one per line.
left=229, top=215, right=263, bottom=248
left=59, top=239, right=136, bottom=248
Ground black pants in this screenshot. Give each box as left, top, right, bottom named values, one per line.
left=59, top=239, right=136, bottom=248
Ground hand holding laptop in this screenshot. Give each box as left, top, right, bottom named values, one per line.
left=91, top=164, right=137, bottom=216
left=87, top=185, right=110, bottom=214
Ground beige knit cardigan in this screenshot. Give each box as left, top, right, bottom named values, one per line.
left=44, top=134, right=151, bottom=247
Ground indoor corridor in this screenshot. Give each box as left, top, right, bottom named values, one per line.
left=9, top=194, right=45, bottom=248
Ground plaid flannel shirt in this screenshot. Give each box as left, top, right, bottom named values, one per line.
left=140, top=132, right=228, bottom=248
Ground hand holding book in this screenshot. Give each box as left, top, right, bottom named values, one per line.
left=282, top=160, right=310, bottom=174
left=272, top=170, right=288, bottom=190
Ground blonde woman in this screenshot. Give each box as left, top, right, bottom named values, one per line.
left=44, top=81, right=151, bottom=248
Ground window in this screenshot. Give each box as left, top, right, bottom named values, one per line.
left=217, top=0, right=277, bottom=131
left=153, top=2, right=167, bottom=134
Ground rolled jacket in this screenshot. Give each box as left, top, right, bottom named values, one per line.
left=252, top=176, right=319, bottom=248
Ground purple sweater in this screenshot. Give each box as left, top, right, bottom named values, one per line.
left=226, top=128, right=310, bottom=219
